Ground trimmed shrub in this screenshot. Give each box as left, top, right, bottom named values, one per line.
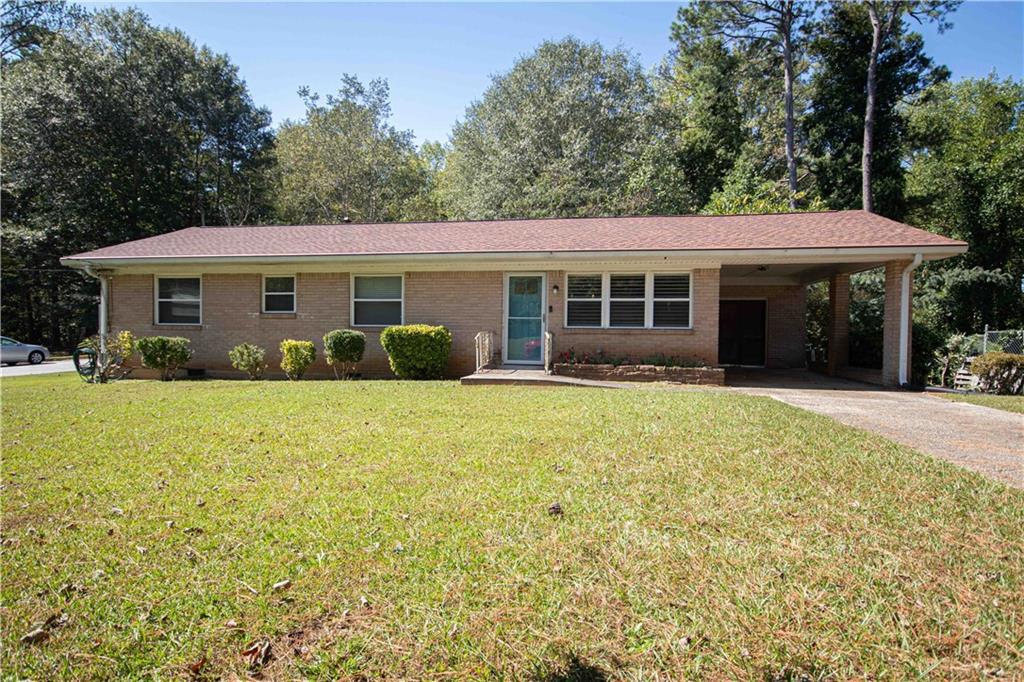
left=76, top=330, right=136, bottom=384
left=379, top=324, right=452, bottom=379
left=971, top=352, right=1024, bottom=395
left=137, top=336, right=192, bottom=381
left=280, top=339, right=315, bottom=380
left=323, top=329, right=366, bottom=379
left=228, top=343, right=267, bottom=380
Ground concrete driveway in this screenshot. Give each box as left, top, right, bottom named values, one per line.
left=729, top=370, right=1024, bottom=489
left=0, top=359, right=75, bottom=378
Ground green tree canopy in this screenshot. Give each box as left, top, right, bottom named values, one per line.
left=273, top=76, right=430, bottom=224
left=439, top=37, right=653, bottom=219
left=906, top=76, right=1024, bottom=330
left=1, top=7, right=274, bottom=348
left=1, top=0, right=83, bottom=60
left=628, top=31, right=745, bottom=214
left=805, top=1, right=948, bottom=219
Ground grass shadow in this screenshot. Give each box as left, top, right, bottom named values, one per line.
left=536, top=654, right=608, bottom=682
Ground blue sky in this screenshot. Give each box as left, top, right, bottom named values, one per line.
left=100, top=1, right=1023, bottom=144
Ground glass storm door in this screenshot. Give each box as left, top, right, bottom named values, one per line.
left=505, top=274, right=545, bottom=364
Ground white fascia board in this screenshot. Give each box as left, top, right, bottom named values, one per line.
left=59, top=243, right=967, bottom=273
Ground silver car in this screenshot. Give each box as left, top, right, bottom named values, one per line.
left=1, top=336, right=50, bottom=365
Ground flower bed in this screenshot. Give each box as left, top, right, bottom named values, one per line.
left=553, top=363, right=724, bottom=385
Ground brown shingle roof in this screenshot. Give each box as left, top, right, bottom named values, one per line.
left=63, top=210, right=965, bottom=261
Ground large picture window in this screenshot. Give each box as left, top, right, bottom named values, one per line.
left=563, top=272, right=692, bottom=330
left=156, top=277, right=201, bottom=325
left=262, top=275, right=296, bottom=313
left=352, top=275, right=403, bottom=326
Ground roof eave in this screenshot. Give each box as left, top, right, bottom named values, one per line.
left=60, top=243, right=968, bottom=269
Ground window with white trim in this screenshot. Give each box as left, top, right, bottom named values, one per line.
left=156, top=277, right=201, bottom=325
left=262, top=275, right=296, bottom=313
left=609, top=274, right=645, bottom=327
left=352, top=275, right=403, bottom=326
left=563, top=272, right=692, bottom=329
left=566, top=274, right=602, bottom=327
left=652, top=274, right=691, bottom=328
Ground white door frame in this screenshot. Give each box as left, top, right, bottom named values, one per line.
left=502, top=272, right=547, bottom=365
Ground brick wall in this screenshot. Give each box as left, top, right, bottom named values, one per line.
left=404, top=271, right=503, bottom=376
left=827, top=273, right=850, bottom=374
left=109, top=271, right=503, bottom=379
left=882, top=260, right=913, bottom=386
left=109, top=266, right=742, bottom=378
left=718, top=284, right=806, bottom=368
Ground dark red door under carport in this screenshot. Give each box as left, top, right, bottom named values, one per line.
left=719, top=300, right=767, bottom=366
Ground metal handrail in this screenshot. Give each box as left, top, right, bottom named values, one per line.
left=543, top=331, right=553, bottom=375
left=474, top=331, right=493, bottom=372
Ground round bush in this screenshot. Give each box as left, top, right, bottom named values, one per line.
left=323, top=329, right=366, bottom=378
left=379, top=324, right=452, bottom=379
left=228, top=343, right=267, bottom=380
left=136, top=336, right=192, bottom=381
left=280, top=339, right=316, bottom=380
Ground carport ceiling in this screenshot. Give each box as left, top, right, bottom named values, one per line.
left=721, top=262, right=885, bottom=285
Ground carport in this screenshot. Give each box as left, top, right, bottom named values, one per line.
left=720, top=255, right=927, bottom=387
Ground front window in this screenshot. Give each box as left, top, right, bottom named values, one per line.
left=352, top=275, right=403, bottom=326
left=609, top=274, right=645, bottom=328
left=652, top=274, right=691, bottom=328
left=263, top=276, right=296, bottom=313
left=566, top=274, right=602, bottom=327
left=156, top=277, right=201, bottom=325
left=563, top=272, right=692, bottom=329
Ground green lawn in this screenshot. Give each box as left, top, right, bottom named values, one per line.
left=2, top=374, right=1022, bottom=679
left=935, top=392, right=1024, bottom=415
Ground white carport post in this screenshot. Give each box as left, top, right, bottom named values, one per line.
left=897, top=254, right=922, bottom=386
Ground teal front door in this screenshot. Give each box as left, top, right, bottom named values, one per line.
left=505, top=274, right=545, bottom=364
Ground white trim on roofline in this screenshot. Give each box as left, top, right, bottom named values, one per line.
left=60, top=243, right=967, bottom=273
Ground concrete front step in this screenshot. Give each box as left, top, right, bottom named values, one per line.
left=459, top=369, right=625, bottom=389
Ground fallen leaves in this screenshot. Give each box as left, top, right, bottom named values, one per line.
left=272, top=579, right=291, bottom=592
left=548, top=502, right=563, bottom=517
left=186, top=655, right=206, bottom=678
left=241, top=639, right=272, bottom=670
left=19, top=628, right=48, bottom=645
left=20, top=611, right=69, bottom=645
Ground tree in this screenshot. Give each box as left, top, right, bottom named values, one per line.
left=805, top=1, right=947, bottom=219
left=1, top=0, right=82, bottom=60
left=676, top=1, right=816, bottom=209
left=906, top=76, right=1024, bottom=330
left=632, top=24, right=746, bottom=213
left=1, top=8, right=274, bottom=349
left=703, top=151, right=827, bottom=214
left=860, top=0, right=959, bottom=212
left=439, top=38, right=652, bottom=219
left=273, top=76, right=425, bottom=224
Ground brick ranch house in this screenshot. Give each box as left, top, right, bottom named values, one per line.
left=61, top=210, right=966, bottom=386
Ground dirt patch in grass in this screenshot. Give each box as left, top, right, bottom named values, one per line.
left=2, top=374, right=1022, bottom=679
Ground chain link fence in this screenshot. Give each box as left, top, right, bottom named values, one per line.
left=970, top=327, right=1024, bottom=356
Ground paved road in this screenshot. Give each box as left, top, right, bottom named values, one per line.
left=730, top=370, right=1024, bottom=489
left=0, top=360, right=75, bottom=378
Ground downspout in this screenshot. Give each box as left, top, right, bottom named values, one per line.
left=82, top=265, right=108, bottom=359
left=898, top=253, right=923, bottom=387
